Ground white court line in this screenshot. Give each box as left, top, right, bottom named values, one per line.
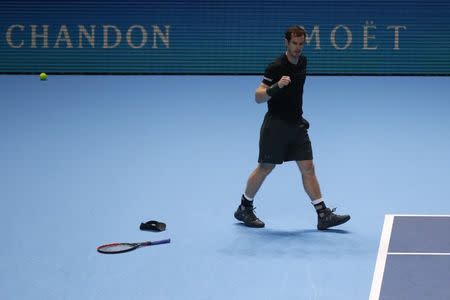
left=369, top=214, right=450, bottom=299
left=385, top=214, right=450, bottom=217
left=369, top=215, right=394, bottom=300
left=388, top=252, right=450, bottom=256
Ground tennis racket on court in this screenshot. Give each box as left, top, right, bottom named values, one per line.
left=97, top=238, right=170, bottom=254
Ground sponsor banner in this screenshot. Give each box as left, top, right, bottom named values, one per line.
left=1, top=0, right=449, bottom=74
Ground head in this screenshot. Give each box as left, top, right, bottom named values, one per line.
left=284, top=26, right=306, bottom=58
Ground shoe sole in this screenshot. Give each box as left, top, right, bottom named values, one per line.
left=317, top=215, right=351, bottom=230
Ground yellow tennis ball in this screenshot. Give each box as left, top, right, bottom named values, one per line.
left=40, top=73, right=47, bottom=81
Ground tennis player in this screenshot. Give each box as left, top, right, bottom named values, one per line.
left=234, top=26, right=350, bottom=230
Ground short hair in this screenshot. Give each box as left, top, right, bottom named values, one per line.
left=285, top=26, right=306, bottom=42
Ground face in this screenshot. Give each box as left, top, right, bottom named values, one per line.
left=285, top=35, right=305, bottom=58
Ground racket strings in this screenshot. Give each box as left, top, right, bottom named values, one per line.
left=98, top=243, right=135, bottom=253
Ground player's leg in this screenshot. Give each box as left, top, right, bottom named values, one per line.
left=296, top=159, right=322, bottom=200
left=289, top=121, right=350, bottom=230
left=234, top=163, right=275, bottom=228
left=244, top=163, right=276, bottom=199
left=296, top=160, right=350, bottom=230
left=234, top=115, right=286, bottom=228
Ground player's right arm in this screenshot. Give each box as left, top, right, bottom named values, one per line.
left=255, top=83, right=270, bottom=103
left=254, top=76, right=291, bottom=104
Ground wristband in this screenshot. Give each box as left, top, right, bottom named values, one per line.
left=266, top=83, right=281, bottom=97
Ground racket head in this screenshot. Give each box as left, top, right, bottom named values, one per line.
left=97, top=243, right=139, bottom=254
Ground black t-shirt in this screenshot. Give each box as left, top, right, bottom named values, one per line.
left=261, top=53, right=307, bottom=121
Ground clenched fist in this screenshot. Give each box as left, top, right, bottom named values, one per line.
left=277, top=76, right=291, bottom=88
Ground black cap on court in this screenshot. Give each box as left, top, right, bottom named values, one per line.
left=140, top=220, right=166, bottom=232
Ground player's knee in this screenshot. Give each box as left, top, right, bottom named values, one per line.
left=257, top=163, right=276, bottom=176
left=300, top=161, right=315, bottom=176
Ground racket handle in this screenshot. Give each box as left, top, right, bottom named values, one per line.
left=151, top=238, right=171, bottom=245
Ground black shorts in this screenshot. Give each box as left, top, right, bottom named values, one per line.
left=258, top=114, right=313, bottom=164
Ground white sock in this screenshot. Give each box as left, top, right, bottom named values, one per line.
left=311, top=198, right=323, bottom=205
left=243, top=193, right=254, bottom=201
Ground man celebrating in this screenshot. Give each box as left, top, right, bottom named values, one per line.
left=234, top=26, right=350, bottom=230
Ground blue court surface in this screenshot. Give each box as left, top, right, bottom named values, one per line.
left=370, top=215, right=450, bottom=300
left=1, top=75, right=450, bottom=299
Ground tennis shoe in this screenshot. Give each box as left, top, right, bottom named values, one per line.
left=234, top=204, right=265, bottom=228
left=317, top=208, right=350, bottom=230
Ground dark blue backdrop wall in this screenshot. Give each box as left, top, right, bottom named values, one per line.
left=1, top=0, right=449, bottom=75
